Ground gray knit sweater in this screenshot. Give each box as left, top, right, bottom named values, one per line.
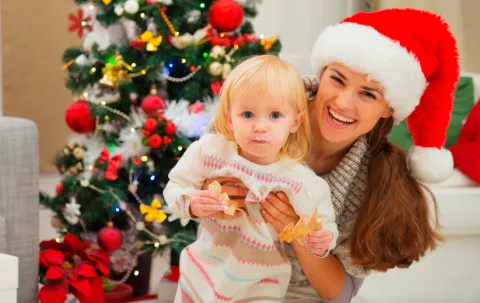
left=287, top=135, right=371, bottom=287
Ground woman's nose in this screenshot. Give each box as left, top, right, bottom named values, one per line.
left=335, top=90, right=356, bottom=110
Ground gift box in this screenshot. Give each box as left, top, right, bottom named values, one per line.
left=0, top=254, right=18, bottom=303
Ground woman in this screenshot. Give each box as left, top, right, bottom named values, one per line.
left=202, top=8, right=459, bottom=302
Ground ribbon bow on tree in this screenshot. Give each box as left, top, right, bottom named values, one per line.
left=138, top=31, right=163, bottom=52
left=140, top=198, right=167, bottom=223
left=97, top=148, right=122, bottom=181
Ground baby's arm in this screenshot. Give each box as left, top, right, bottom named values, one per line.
left=163, top=140, right=211, bottom=219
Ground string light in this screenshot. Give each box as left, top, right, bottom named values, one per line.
left=134, top=270, right=140, bottom=276
left=203, top=52, right=208, bottom=58
left=141, top=156, right=148, bottom=162
left=105, top=115, right=110, bottom=121
left=90, top=67, right=97, bottom=74
left=131, top=63, right=137, bottom=67
left=178, top=146, right=183, bottom=151
left=140, top=13, right=146, bottom=18
left=130, top=128, right=135, bottom=133
left=199, top=3, right=205, bottom=9
left=56, top=238, right=61, bottom=243
left=154, top=242, right=160, bottom=248
left=181, top=58, right=187, bottom=64
left=83, top=92, right=89, bottom=98
left=101, top=101, right=107, bottom=106
left=115, top=207, right=120, bottom=212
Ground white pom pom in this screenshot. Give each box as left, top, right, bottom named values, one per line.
left=407, top=146, right=454, bottom=184
left=114, top=5, right=124, bottom=16
left=124, top=0, right=139, bottom=14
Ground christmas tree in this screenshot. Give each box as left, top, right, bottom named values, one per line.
left=39, top=0, right=281, bottom=298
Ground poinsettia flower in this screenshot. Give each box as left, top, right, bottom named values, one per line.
left=38, top=234, right=110, bottom=303
left=68, top=9, right=92, bottom=38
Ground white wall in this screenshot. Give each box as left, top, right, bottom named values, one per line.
left=251, top=0, right=368, bottom=75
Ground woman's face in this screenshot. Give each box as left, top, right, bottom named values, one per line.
left=313, top=63, right=392, bottom=144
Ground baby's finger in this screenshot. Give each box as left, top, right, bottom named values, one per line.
left=196, top=197, right=226, bottom=208
left=308, top=228, right=330, bottom=238
left=198, top=190, right=223, bottom=201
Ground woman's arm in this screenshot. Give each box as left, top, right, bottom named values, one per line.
left=261, top=192, right=357, bottom=300
left=290, top=240, right=345, bottom=299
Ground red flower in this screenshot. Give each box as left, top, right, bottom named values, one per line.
left=164, top=121, right=177, bottom=135
left=149, top=134, right=163, bottom=148
left=144, top=118, right=157, bottom=132
left=38, top=234, right=110, bottom=303
left=68, top=9, right=92, bottom=38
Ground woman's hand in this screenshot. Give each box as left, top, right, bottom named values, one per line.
left=202, top=177, right=248, bottom=220
left=260, top=192, right=300, bottom=233
left=305, top=228, right=333, bottom=256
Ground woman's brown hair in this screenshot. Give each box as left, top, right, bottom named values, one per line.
left=349, top=117, right=443, bottom=271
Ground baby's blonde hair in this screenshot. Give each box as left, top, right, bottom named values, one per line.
left=214, top=55, right=311, bottom=161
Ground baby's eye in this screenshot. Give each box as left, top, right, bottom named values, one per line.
left=270, top=112, right=282, bottom=119
left=242, top=111, right=254, bottom=118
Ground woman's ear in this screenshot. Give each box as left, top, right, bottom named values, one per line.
left=381, top=106, right=394, bottom=119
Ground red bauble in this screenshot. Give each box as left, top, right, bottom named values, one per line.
left=65, top=100, right=96, bottom=133
left=97, top=224, right=123, bottom=252
left=164, top=121, right=177, bottom=135
left=208, top=0, right=244, bottom=32
left=141, top=95, right=166, bottom=115
left=144, top=118, right=157, bottom=132
left=148, top=134, right=162, bottom=148
left=55, top=183, right=64, bottom=195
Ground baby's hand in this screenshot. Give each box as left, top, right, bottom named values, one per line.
left=190, top=190, right=225, bottom=218
left=305, top=227, right=333, bottom=257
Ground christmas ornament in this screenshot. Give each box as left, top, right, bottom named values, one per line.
left=68, top=9, right=92, bottom=38
left=55, top=183, right=64, bottom=195
left=98, top=222, right=123, bottom=252
left=170, top=28, right=207, bottom=49
left=124, top=0, right=140, bottom=14
left=222, top=63, right=232, bottom=79
left=185, top=10, right=201, bottom=24
left=211, top=81, right=223, bottom=95
left=208, top=62, right=223, bottom=76
left=163, top=136, right=172, bottom=145
left=144, top=118, right=157, bottom=132
left=189, top=101, right=204, bottom=114
left=99, top=55, right=130, bottom=87
left=138, top=30, right=163, bottom=52
left=65, top=100, right=96, bottom=133
left=63, top=197, right=81, bottom=225
left=148, top=134, right=162, bottom=148
left=50, top=217, right=64, bottom=229
left=141, top=95, right=166, bottom=115
left=208, top=0, right=244, bottom=32
left=260, top=35, right=278, bottom=52
left=114, top=5, right=124, bottom=16
left=140, top=198, right=167, bottom=223
left=73, top=147, right=85, bottom=160
left=210, top=45, right=226, bottom=58
left=311, top=9, right=459, bottom=183
left=164, top=121, right=176, bottom=135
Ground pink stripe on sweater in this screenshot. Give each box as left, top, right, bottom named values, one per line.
left=185, top=247, right=234, bottom=301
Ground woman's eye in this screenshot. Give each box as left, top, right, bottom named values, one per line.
left=361, top=91, right=377, bottom=100
left=242, top=111, right=254, bottom=118
left=331, top=76, right=344, bottom=85
left=270, top=112, right=281, bottom=119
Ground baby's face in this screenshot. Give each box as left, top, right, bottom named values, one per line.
left=229, top=92, right=301, bottom=165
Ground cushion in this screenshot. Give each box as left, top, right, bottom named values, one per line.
left=388, top=76, right=475, bottom=153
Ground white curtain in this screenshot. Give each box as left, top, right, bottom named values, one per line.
left=251, top=0, right=369, bottom=75
left=373, top=0, right=480, bottom=73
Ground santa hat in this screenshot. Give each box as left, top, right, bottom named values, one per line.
left=311, top=8, right=460, bottom=184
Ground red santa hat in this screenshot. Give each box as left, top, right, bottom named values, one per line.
left=311, top=8, right=460, bottom=184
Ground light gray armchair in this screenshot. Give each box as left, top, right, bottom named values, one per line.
left=0, top=117, right=39, bottom=302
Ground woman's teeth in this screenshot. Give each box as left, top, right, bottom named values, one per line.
left=328, top=108, right=355, bottom=125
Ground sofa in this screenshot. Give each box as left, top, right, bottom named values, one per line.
left=352, top=73, right=480, bottom=303
left=0, top=117, right=39, bottom=302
